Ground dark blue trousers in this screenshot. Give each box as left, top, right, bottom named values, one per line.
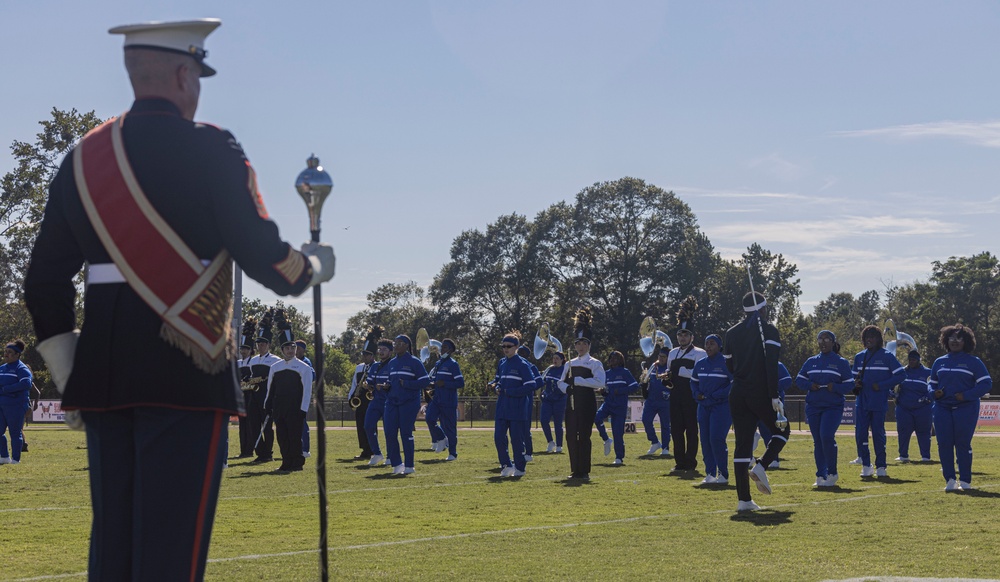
left=384, top=399, right=420, bottom=467
left=82, top=407, right=227, bottom=582
left=896, top=405, right=932, bottom=459
left=641, top=400, right=670, bottom=449
left=806, top=405, right=843, bottom=478
left=425, top=399, right=458, bottom=456
left=0, top=403, right=27, bottom=462
left=934, top=402, right=979, bottom=484
left=855, top=408, right=888, bottom=468
left=364, top=399, right=386, bottom=456
left=540, top=398, right=566, bottom=447
left=595, top=402, right=627, bottom=460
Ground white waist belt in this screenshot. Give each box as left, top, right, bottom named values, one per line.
left=87, top=261, right=211, bottom=285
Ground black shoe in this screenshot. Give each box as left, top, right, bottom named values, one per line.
left=21, top=443, right=28, bottom=452
left=289, top=466, right=304, bottom=472
left=354, top=453, right=372, bottom=460
left=250, top=456, right=273, bottom=464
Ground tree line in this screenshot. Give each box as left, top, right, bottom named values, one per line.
left=3, top=109, right=997, bottom=397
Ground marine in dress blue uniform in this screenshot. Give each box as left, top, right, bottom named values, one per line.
left=22, top=19, right=334, bottom=581
left=795, top=330, right=855, bottom=487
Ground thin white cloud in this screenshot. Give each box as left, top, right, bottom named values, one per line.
left=673, top=186, right=812, bottom=201
left=746, top=153, right=806, bottom=181
left=793, top=247, right=933, bottom=282
left=836, top=120, right=1000, bottom=148
left=709, top=215, right=961, bottom=247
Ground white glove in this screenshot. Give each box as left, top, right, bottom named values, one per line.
left=35, top=331, right=86, bottom=430
left=64, top=410, right=85, bottom=431
left=771, top=398, right=783, bottom=415
left=301, top=242, right=335, bottom=286
left=36, top=331, right=79, bottom=395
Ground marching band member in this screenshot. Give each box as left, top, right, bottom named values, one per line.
left=560, top=309, right=606, bottom=481
left=23, top=19, right=335, bottom=579
left=641, top=347, right=672, bottom=457
left=595, top=351, right=639, bottom=465
left=666, top=297, right=707, bottom=472
left=930, top=324, right=992, bottom=491
left=248, top=313, right=280, bottom=463
left=492, top=332, right=538, bottom=477
left=364, top=338, right=394, bottom=466
left=0, top=339, right=33, bottom=465
left=383, top=335, right=430, bottom=475
left=263, top=331, right=313, bottom=472
left=294, top=339, right=314, bottom=458
left=517, top=344, right=542, bottom=461
left=425, top=339, right=464, bottom=461
left=539, top=352, right=567, bottom=453
left=690, top=334, right=733, bottom=484
left=348, top=327, right=381, bottom=460
left=236, top=318, right=256, bottom=458
left=795, top=330, right=855, bottom=487
left=754, top=361, right=792, bottom=468
left=724, top=292, right=789, bottom=512
left=852, top=325, right=905, bottom=478
left=894, top=349, right=933, bottom=463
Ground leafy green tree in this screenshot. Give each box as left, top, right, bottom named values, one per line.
left=1, top=108, right=102, bottom=391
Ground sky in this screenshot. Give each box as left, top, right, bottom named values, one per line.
left=3, top=1, right=999, bottom=339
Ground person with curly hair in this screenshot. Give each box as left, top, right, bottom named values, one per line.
left=930, top=324, right=993, bottom=491
left=0, top=339, right=33, bottom=465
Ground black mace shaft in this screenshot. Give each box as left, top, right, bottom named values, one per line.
left=311, top=228, right=329, bottom=582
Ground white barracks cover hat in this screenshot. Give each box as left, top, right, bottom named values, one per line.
left=109, top=19, right=221, bottom=77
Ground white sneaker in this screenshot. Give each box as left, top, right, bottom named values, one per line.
left=895, top=456, right=909, bottom=463
left=524, top=455, right=533, bottom=462
left=959, top=481, right=973, bottom=490
left=546, top=441, right=556, bottom=453
left=737, top=500, right=761, bottom=512
left=825, top=474, right=839, bottom=487
left=646, top=442, right=662, bottom=455
left=303, top=451, right=311, bottom=458
left=612, top=458, right=623, bottom=466
left=445, top=455, right=457, bottom=461
left=392, top=464, right=405, bottom=475
left=768, top=460, right=780, bottom=469
left=875, top=467, right=888, bottom=478
left=849, top=457, right=862, bottom=465
left=715, top=475, right=728, bottom=484
left=660, top=449, right=671, bottom=457
left=860, top=465, right=875, bottom=477
left=500, top=466, right=515, bottom=477
left=749, top=462, right=772, bottom=495
left=752, top=432, right=761, bottom=452
left=0, top=457, right=11, bottom=465
left=701, top=475, right=717, bottom=484
left=555, top=447, right=563, bottom=453
left=604, top=438, right=613, bottom=456
left=384, top=458, right=392, bottom=466
left=813, top=476, right=828, bottom=487
left=10, top=459, right=20, bottom=465
left=920, top=457, right=932, bottom=462
left=512, top=469, right=526, bottom=477
left=430, top=440, right=441, bottom=452
left=403, top=466, right=415, bottom=475
left=368, top=454, right=384, bottom=466
left=440, top=437, right=449, bottom=453
left=945, top=479, right=960, bottom=492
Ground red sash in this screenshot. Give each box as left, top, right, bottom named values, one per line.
left=73, top=115, right=233, bottom=374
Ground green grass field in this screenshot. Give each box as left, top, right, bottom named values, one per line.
left=3, top=424, right=1000, bottom=581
